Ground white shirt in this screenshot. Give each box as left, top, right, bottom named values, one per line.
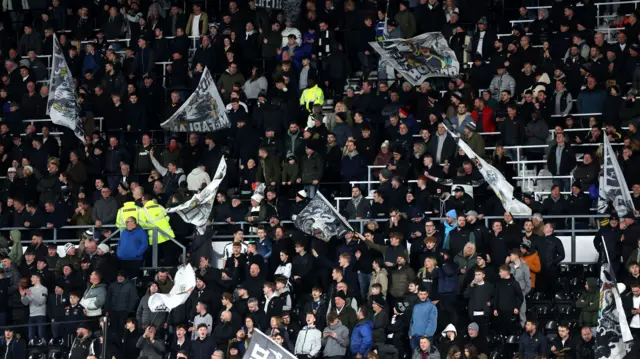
left=631, top=296, right=640, bottom=328
left=476, top=31, right=486, bottom=56
left=191, top=14, right=201, bottom=37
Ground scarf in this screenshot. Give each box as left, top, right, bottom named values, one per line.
left=442, top=220, right=458, bottom=249
left=352, top=194, right=362, bottom=208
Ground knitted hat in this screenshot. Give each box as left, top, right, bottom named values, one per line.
left=63, top=243, right=75, bottom=253
left=395, top=301, right=408, bottom=313
left=521, top=239, right=532, bottom=250
left=446, top=209, right=457, bottom=218
left=468, top=322, right=479, bottom=332
left=98, top=243, right=110, bottom=254
left=371, top=294, right=385, bottom=308
left=251, top=194, right=264, bottom=203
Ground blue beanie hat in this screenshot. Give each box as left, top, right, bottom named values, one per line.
left=446, top=209, right=457, bottom=218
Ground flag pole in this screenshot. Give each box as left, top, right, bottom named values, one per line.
left=383, top=0, right=390, bottom=36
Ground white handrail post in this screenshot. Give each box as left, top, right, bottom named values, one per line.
left=367, top=166, right=371, bottom=194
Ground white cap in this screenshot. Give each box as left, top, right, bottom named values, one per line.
left=97, top=243, right=110, bottom=254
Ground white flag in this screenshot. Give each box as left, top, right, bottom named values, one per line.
left=148, top=264, right=196, bottom=312
left=161, top=67, right=231, bottom=132
left=447, top=129, right=531, bottom=216
left=294, top=192, right=353, bottom=241
left=598, top=136, right=635, bottom=216
left=166, top=158, right=227, bottom=234
left=47, top=34, right=85, bottom=143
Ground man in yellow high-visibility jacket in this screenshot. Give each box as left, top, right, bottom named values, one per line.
left=140, top=194, right=176, bottom=265
left=116, top=201, right=143, bottom=229
left=299, top=77, right=324, bottom=112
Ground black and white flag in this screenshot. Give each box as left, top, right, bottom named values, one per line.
left=369, top=32, right=460, bottom=86
left=243, top=330, right=296, bottom=359
left=294, top=192, right=353, bottom=241
left=166, top=158, right=227, bottom=234
left=598, top=136, right=635, bottom=217
left=595, top=259, right=633, bottom=358
left=447, top=129, right=531, bottom=216
left=161, top=67, right=231, bottom=132
left=47, top=34, right=85, bottom=143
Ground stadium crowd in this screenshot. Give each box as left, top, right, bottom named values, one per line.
left=3, top=0, right=640, bottom=359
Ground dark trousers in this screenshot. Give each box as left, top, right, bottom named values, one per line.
left=28, top=316, right=47, bottom=340
left=496, top=310, right=519, bottom=335
left=110, top=311, right=130, bottom=337
left=119, top=259, right=142, bottom=279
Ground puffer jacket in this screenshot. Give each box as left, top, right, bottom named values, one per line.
left=489, top=73, right=516, bottom=100
left=106, top=279, right=139, bottom=313
left=576, top=277, right=599, bottom=327
left=186, top=167, right=210, bottom=191
left=80, top=283, right=107, bottom=317
left=411, top=345, right=440, bottom=359
left=350, top=319, right=373, bottom=356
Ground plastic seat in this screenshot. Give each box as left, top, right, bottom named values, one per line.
left=489, top=351, right=502, bottom=359
left=544, top=320, right=558, bottom=333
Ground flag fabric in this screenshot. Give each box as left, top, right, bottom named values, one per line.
left=243, top=329, right=297, bottom=359
left=148, top=264, right=196, bottom=312
left=447, top=129, right=532, bottom=216
left=369, top=32, right=460, bottom=86
left=595, top=261, right=633, bottom=358
left=161, top=67, right=231, bottom=132
left=598, top=136, right=635, bottom=217
left=166, top=158, right=227, bottom=234
left=47, top=34, right=85, bottom=143
left=294, top=192, right=353, bottom=241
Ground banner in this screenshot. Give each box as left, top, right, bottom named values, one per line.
left=598, top=136, right=635, bottom=217
left=294, top=192, right=353, bottom=241
left=369, top=32, right=459, bottom=86
left=148, top=264, right=196, bottom=312
left=447, top=129, right=531, bottom=216
left=243, top=329, right=296, bottom=359
left=595, top=261, right=633, bottom=358
left=166, top=158, right=227, bottom=234
left=161, top=67, right=231, bottom=132
left=254, top=0, right=300, bottom=22
left=47, top=34, right=85, bottom=143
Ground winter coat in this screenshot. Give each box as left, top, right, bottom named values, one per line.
left=577, top=87, right=606, bottom=114
left=137, top=291, right=168, bottom=327
left=350, top=319, right=373, bottom=356
left=576, top=277, right=599, bottom=327
left=509, top=261, right=532, bottom=297
left=80, top=282, right=107, bottom=317
left=519, top=330, right=548, bottom=359
left=411, top=346, right=440, bottom=359
left=369, top=269, right=388, bottom=297
left=294, top=326, right=322, bottom=357
left=117, top=226, right=149, bottom=261
left=489, top=73, right=516, bottom=100
left=106, top=279, right=139, bottom=313
left=322, top=320, right=350, bottom=357
left=300, top=152, right=324, bottom=183
left=136, top=336, right=166, bottom=359
left=536, top=235, right=565, bottom=271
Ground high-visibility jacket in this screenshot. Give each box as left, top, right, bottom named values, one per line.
left=299, top=85, right=324, bottom=112
left=116, top=202, right=143, bottom=228
left=139, top=200, right=174, bottom=245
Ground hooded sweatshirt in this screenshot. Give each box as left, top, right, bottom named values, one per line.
left=322, top=320, right=350, bottom=357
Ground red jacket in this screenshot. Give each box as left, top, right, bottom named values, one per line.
left=471, top=106, right=495, bottom=133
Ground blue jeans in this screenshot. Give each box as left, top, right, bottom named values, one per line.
left=29, top=316, right=47, bottom=340
left=304, top=184, right=317, bottom=199
left=358, top=272, right=371, bottom=299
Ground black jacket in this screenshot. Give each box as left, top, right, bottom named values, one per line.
left=535, top=235, right=566, bottom=271
left=189, top=336, right=215, bottom=359
left=547, top=143, right=577, bottom=175
left=494, top=277, right=524, bottom=312
left=1, top=338, right=26, bottom=359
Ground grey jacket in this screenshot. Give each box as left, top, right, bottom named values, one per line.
left=106, top=279, right=139, bottom=313
left=322, top=320, right=350, bottom=357
left=81, top=283, right=107, bottom=317
left=92, top=197, right=118, bottom=224
left=411, top=346, right=440, bottom=359
left=137, top=292, right=168, bottom=327
left=524, top=118, right=549, bottom=154
left=489, top=73, right=516, bottom=101
left=345, top=197, right=371, bottom=220
left=21, top=284, right=48, bottom=316
left=509, top=261, right=532, bottom=296
left=136, top=336, right=166, bottom=359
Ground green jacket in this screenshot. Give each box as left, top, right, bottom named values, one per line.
left=0, top=230, right=23, bottom=265
left=300, top=152, right=324, bottom=183
left=464, top=133, right=485, bottom=158
left=395, top=9, right=416, bottom=38
left=576, top=277, right=599, bottom=327
left=256, top=154, right=281, bottom=184
left=281, top=162, right=299, bottom=183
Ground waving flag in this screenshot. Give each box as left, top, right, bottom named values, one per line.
left=166, top=158, right=227, bottom=234
left=595, top=245, right=633, bottom=358
left=369, top=32, right=460, bottom=86
left=149, top=264, right=196, bottom=312
left=598, top=136, right=635, bottom=217
left=447, top=129, right=531, bottom=216
left=161, top=67, right=231, bottom=132
left=294, top=192, right=353, bottom=241
left=47, top=34, right=85, bottom=143
left=243, top=329, right=296, bottom=359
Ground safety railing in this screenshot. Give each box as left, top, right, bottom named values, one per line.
left=6, top=224, right=185, bottom=269
left=22, top=117, right=104, bottom=133
left=20, top=54, right=52, bottom=68
left=208, top=214, right=614, bottom=263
